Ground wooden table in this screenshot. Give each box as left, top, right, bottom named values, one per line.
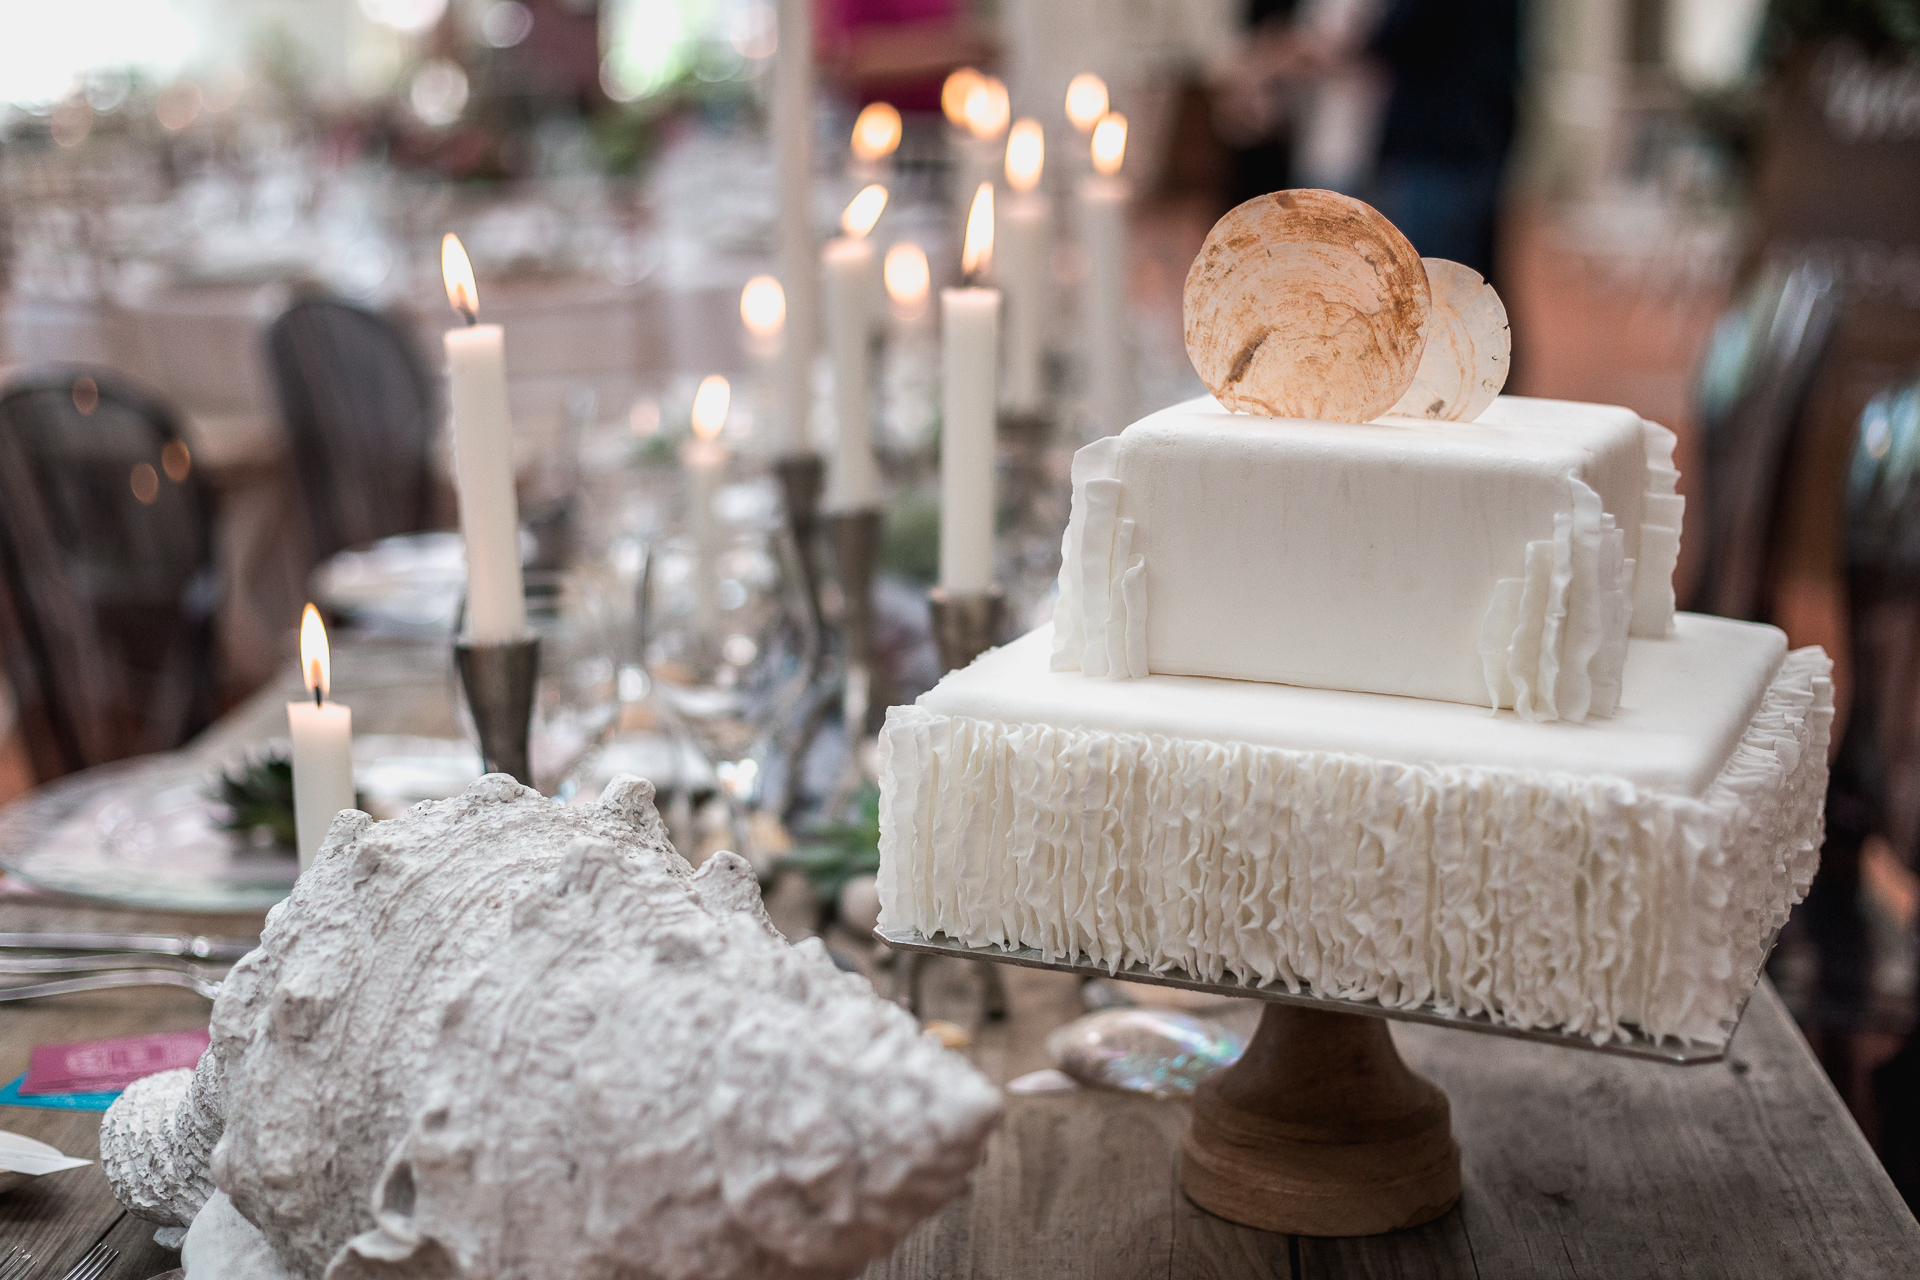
left=1, top=662, right=1916, bottom=1278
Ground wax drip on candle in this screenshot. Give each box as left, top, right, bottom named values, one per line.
left=962, top=184, right=994, bottom=285
left=1092, top=113, right=1128, bottom=176
left=301, top=603, right=330, bottom=706
left=1066, top=73, right=1109, bottom=134
left=441, top=233, right=480, bottom=326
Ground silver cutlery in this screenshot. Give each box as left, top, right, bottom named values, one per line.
left=59, top=1242, right=116, bottom=1280
left=0, top=1245, right=30, bottom=1280
left=0, top=931, right=255, bottom=961
left=0, top=970, right=222, bottom=1003
left=0, top=954, right=228, bottom=978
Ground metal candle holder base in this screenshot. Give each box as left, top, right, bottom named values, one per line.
left=928, top=587, right=1005, bottom=674
left=455, top=636, right=540, bottom=788
left=826, top=508, right=885, bottom=736
left=773, top=452, right=826, bottom=642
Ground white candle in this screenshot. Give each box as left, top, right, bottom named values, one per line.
left=287, top=604, right=354, bottom=872
left=772, top=0, right=818, bottom=457
left=1079, top=113, right=1132, bottom=436
left=823, top=187, right=887, bottom=512
left=883, top=241, right=937, bottom=451
left=740, top=275, right=785, bottom=448
left=685, top=376, right=731, bottom=631
left=1064, top=72, right=1109, bottom=180
left=441, top=234, right=527, bottom=642
left=997, top=119, right=1049, bottom=415
left=940, top=185, right=1000, bottom=593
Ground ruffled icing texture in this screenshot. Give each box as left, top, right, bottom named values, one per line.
left=1050, top=438, right=1147, bottom=678
left=878, top=648, right=1831, bottom=1048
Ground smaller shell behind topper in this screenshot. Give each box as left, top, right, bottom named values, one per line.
left=1387, top=258, right=1511, bottom=422
left=1183, top=190, right=1431, bottom=424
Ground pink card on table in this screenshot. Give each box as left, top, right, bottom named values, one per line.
left=21, top=1029, right=210, bottom=1096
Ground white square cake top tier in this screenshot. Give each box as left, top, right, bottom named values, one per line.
left=1051, top=394, right=1686, bottom=724
left=931, top=613, right=1785, bottom=798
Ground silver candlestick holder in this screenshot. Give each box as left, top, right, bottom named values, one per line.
left=455, top=637, right=540, bottom=788
left=826, top=508, right=885, bottom=727
left=772, top=452, right=826, bottom=643
left=928, top=587, right=1005, bottom=674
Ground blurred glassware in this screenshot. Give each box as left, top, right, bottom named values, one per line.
left=639, top=525, right=817, bottom=871
left=455, top=570, right=620, bottom=801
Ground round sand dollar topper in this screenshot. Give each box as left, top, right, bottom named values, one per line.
left=1183, top=190, right=1431, bottom=423
left=1387, top=258, right=1511, bottom=422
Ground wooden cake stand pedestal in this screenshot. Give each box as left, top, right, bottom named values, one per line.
left=1180, top=1002, right=1459, bottom=1235
left=880, top=928, right=1733, bottom=1239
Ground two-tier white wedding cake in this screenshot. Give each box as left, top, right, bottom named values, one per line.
left=877, top=191, right=1829, bottom=1049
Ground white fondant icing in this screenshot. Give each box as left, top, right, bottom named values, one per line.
left=1049, top=394, right=1665, bottom=715
left=877, top=620, right=1831, bottom=1046
left=1633, top=422, right=1684, bottom=638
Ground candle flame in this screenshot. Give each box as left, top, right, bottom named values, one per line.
left=840, top=184, right=888, bottom=238
left=962, top=183, right=994, bottom=277
left=962, top=76, right=1009, bottom=140
left=884, top=241, right=930, bottom=308
left=1065, top=72, right=1108, bottom=133
left=941, top=67, right=983, bottom=126
left=1091, top=112, right=1127, bottom=176
left=301, top=603, right=331, bottom=701
left=1005, top=118, right=1044, bottom=192
left=691, top=375, right=730, bottom=440
left=851, top=101, right=902, bottom=161
left=740, top=274, right=785, bottom=337
left=441, top=233, right=478, bottom=321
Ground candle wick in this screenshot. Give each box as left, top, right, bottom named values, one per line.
left=460, top=305, right=478, bottom=327
left=313, top=683, right=323, bottom=708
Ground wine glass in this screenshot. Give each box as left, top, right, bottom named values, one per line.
left=639, top=525, right=817, bottom=870
left=456, top=570, right=620, bottom=801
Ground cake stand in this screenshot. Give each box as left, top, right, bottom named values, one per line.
left=879, top=926, right=1760, bottom=1238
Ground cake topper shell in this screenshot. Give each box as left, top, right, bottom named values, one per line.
left=1183, top=190, right=1431, bottom=423
left=1386, top=258, right=1510, bottom=422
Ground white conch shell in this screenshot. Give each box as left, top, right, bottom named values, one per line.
left=1387, top=258, right=1511, bottom=421
left=1183, top=189, right=1431, bottom=424
left=101, top=774, right=1001, bottom=1280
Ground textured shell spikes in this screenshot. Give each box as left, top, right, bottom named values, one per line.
left=100, top=773, right=1002, bottom=1280
left=1387, top=258, right=1512, bottom=421
left=1183, top=189, right=1431, bottom=423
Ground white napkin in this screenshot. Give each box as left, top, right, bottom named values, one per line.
left=0, top=1129, right=91, bottom=1192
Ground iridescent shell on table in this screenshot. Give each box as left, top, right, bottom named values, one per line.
left=1183, top=189, right=1431, bottom=424
left=1386, top=258, right=1511, bottom=422
left=1045, top=1008, right=1246, bottom=1099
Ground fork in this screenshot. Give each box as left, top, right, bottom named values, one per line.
left=0, top=970, right=221, bottom=1003
left=0, top=1244, right=31, bottom=1280
left=60, top=1243, right=115, bottom=1280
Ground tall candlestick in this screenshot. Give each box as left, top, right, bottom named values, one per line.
left=287, top=604, right=354, bottom=872
left=773, top=0, right=818, bottom=457
left=883, top=241, right=937, bottom=451
left=998, top=119, right=1050, bottom=415
left=1079, top=113, right=1132, bottom=436
left=946, top=70, right=1008, bottom=229
left=940, top=185, right=1000, bottom=592
left=849, top=100, right=901, bottom=186
left=441, top=235, right=527, bottom=642
left=823, top=187, right=886, bottom=512
left=685, top=376, right=731, bottom=632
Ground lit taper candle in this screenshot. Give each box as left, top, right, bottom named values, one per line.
left=1079, top=113, right=1132, bottom=436
left=940, top=185, right=1000, bottom=592
left=441, top=233, right=527, bottom=642
left=287, top=604, right=354, bottom=872
left=823, top=184, right=888, bottom=512
left=998, top=119, right=1049, bottom=414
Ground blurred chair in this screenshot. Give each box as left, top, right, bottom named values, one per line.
left=1690, top=258, right=1843, bottom=621
left=0, top=366, right=220, bottom=780
left=266, top=297, right=437, bottom=563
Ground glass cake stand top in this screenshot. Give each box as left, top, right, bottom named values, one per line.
left=877, top=928, right=1756, bottom=1066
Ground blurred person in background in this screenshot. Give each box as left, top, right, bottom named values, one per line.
left=1211, top=0, right=1521, bottom=283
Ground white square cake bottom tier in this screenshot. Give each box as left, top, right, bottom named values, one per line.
left=877, top=615, right=1833, bottom=1048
